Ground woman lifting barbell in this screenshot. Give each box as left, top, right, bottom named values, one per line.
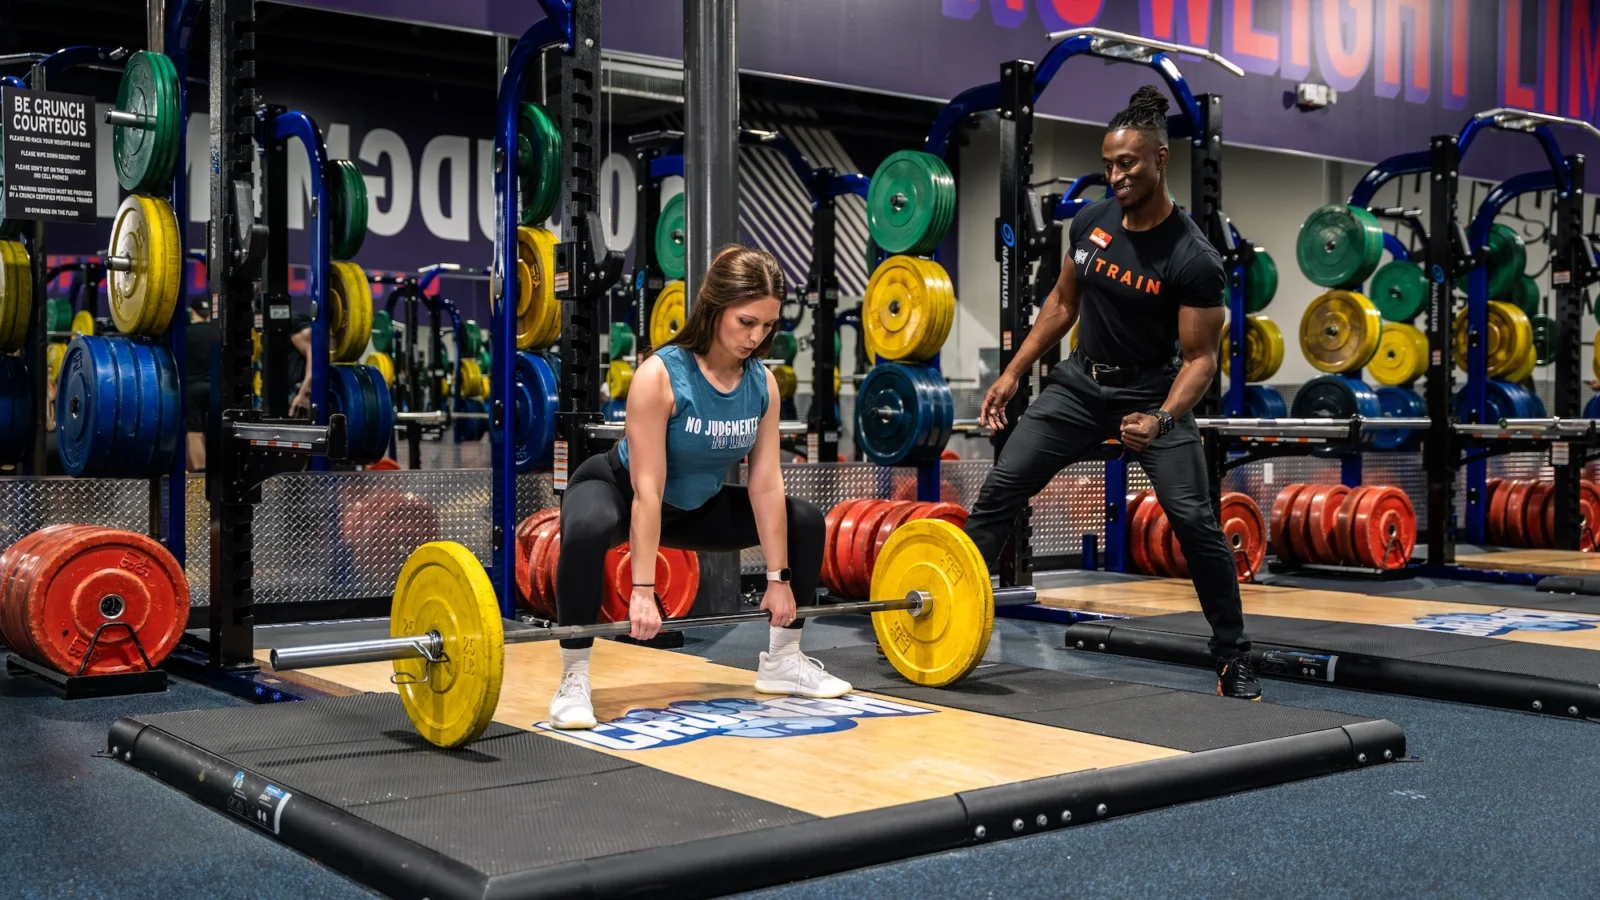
left=549, top=245, right=850, bottom=730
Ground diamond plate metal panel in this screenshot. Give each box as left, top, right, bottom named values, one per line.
left=0, top=477, right=155, bottom=553
left=183, top=470, right=553, bottom=609
left=239, top=470, right=493, bottom=606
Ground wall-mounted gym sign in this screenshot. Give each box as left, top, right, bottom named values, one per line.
left=1, top=86, right=98, bottom=224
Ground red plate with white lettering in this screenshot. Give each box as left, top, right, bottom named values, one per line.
left=871, top=501, right=927, bottom=586
left=1478, top=474, right=1504, bottom=534
left=1503, top=481, right=1535, bottom=548
left=514, top=508, right=561, bottom=608
left=1147, top=509, right=1176, bottom=577
left=0, top=525, right=95, bottom=652
left=828, top=499, right=873, bottom=597
left=917, top=501, right=969, bottom=528
left=1220, top=492, right=1266, bottom=581
left=847, top=500, right=901, bottom=598
left=825, top=496, right=864, bottom=595
left=530, top=516, right=563, bottom=619
left=1487, top=478, right=1519, bottom=546
left=1581, top=482, right=1600, bottom=552
left=14, top=526, right=189, bottom=675
left=1351, top=485, right=1417, bottom=569
left=1128, top=490, right=1160, bottom=574
left=1288, top=487, right=1321, bottom=563
left=1268, top=484, right=1306, bottom=563
left=600, top=544, right=698, bottom=623
left=1524, top=482, right=1554, bottom=548
left=1332, top=486, right=1370, bottom=566
left=1306, top=484, right=1350, bottom=565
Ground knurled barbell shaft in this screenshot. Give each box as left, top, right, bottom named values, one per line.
left=269, top=586, right=1037, bottom=672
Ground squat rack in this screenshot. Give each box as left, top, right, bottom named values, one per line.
left=491, top=0, right=625, bottom=618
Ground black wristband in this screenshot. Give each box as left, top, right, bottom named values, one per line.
left=632, top=583, right=655, bottom=588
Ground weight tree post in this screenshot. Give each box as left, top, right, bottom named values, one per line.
left=682, top=0, right=743, bottom=610
left=492, top=2, right=574, bottom=615
left=1187, top=94, right=1235, bottom=529
left=1550, top=154, right=1585, bottom=549
left=630, top=143, right=665, bottom=352
left=807, top=175, right=842, bottom=465
left=259, top=103, right=292, bottom=420
left=206, top=0, right=263, bottom=668
left=1423, top=134, right=1461, bottom=566
left=994, top=58, right=1038, bottom=584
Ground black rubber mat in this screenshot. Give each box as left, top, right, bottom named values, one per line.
left=114, top=665, right=1405, bottom=898
left=124, top=694, right=812, bottom=872
left=715, top=645, right=1369, bottom=752
left=1119, top=612, right=1600, bottom=681
left=1386, top=585, right=1600, bottom=613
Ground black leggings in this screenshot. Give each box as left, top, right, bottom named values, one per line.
left=556, top=448, right=825, bottom=649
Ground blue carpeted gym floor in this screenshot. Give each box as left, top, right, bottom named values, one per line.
left=4, top=596, right=1598, bottom=900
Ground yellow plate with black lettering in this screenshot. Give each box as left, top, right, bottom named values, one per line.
left=607, top=358, right=634, bottom=400
left=392, top=542, right=505, bottom=749
left=1300, top=289, right=1382, bottom=374
left=47, top=341, right=66, bottom=383
left=1222, top=315, right=1284, bottom=382
left=1368, top=321, right=1429, bottom=386
left=108, top=194, right=181, bottom=336
left=329, top=262, right=374, bottom=362
left=773, top=363, right=797, bottom=399
left=651, top=280, right=687, bottom=349
left=366, top=351, right=395, bottom=386
left=517, top=226, right=560, bottom=349
left=870, top=518, right=993, bottom=687
left=907, top=256, right=955, bottom=359
left=863, top=255, right=950, bottom=362
left=458, top=357, right=485, bottom=398
left=0, top=239, right=31, bottom=352
left=1452, top=300, right=1531, bottom=379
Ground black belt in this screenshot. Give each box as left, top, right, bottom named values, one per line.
left=1071, top=351, right=1175, bottom=386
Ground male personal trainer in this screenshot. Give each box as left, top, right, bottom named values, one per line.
left=964, top=86, right=1259, bottom=699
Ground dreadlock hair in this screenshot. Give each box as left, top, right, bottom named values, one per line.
left=1107, top=85, right=1170, bottom=147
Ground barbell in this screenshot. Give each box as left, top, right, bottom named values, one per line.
left=269, top=519, right=1034, bottom=749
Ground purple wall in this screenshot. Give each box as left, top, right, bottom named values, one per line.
left=299, top=0, right=1600, bottom=186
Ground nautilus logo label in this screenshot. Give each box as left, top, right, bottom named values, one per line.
left=537, top=694, right=933, bottom=750
left=1073, top=248, right=1089, bottom=267
left=1393, top=608, right=1600, bottom=638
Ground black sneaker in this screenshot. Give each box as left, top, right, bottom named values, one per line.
left=1216, top=655, right=1262, bottom=701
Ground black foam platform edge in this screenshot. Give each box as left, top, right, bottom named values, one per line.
left=1536, top=575, right=1600, bottom=596
left=1064, top=623, right=1600, bottom=721
left=486, top=797, right=969, bottom=900
left=108, top=718, right=488, bottom=900
left=958, top=719, right=1405, bottom=836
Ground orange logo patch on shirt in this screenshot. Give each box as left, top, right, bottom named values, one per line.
left=1088, top=227, right=1113, bottom=249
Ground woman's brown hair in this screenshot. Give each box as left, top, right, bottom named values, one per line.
left=659, top=245, right=786, bottom=358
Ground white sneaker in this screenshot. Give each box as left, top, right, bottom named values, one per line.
left=549, top=671, right=596, bottom=730
left=754, top=651, right=852, bottom=699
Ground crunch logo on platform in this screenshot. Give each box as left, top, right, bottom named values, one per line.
left=1392, top=608, right=1600, bottom=638
left=536, top=694, right=933, bottom=750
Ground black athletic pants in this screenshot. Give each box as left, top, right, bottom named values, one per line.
left=556, top=448, right=825, bottom=649
left=964, top=352, right=1249, bottom=656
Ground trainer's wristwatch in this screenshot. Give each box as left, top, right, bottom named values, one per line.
left=1153, top=410, right=1176, bottom=436
left=766, top=568, right=792, bottom=584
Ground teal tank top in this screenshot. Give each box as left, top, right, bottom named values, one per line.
left=618, top=344, right=770, bottom=510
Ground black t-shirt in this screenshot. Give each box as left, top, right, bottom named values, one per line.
left=282, top=313, right=313, bottom=392
left=184, top=319, right=219, bottom=384
left=1068, top=199, right=1225, bottom=367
